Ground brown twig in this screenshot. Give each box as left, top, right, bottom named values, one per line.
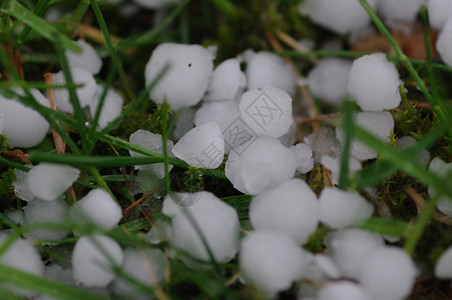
left=122, top=187, right=159, bottom=215
left=295, top=112, right=340, bottom=124
left=406, top=186, right=452, bottom=225
left=274, top=29, right=318, bottom=63
left=225, top=270, right=242, bottom=287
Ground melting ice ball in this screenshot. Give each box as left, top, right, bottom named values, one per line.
left=206, top=58, right=246, bottom=102
left=65, top=40, right=102, bottom=75
left=435, top=246, right=452, bottom=279
left=436, top=17, right=452, bottom=67
left=428, top=0, right=452, bottom=31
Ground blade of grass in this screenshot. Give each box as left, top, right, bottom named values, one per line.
left=88, top=167, right=119, bottom=204
left=207, top=0, right=240, bottom=19
left=161, top=102, right=171, bottom=194
left=421, top=7, right=440, bottom=105
left=13, top=0, right=51, bottom=49
left=359, top=217, right=410, bottom=237
left=0, top=157, right=30, bottom=172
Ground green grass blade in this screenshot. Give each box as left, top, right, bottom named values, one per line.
left=359, top=217, right=409, bottom=237
left=161, top=102, right=171, bottom=193
left=14, top=0, right=51, bottom=49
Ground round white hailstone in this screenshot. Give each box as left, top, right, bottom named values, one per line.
left=325, top=229, right=385, bottom=280
left=428, top=158, right=452, bottom=216
left=428, top=0, right=452, bottom=31
left=172, top=121, right=224, bottom=169
left=320, top=155, right=362, bottom=185
left=0, top=233, right=44, bottom=296
left=14, top=169, right=36, bottom=202
left=436, top=17, right=452, bottom=67
left=89, top=85, right=123, bottom=129
left=72, top=235, right=124, bottom=287
left=318, top=187, right=373, bottom=229
left=240, top=231, right=309, bottom=297
left=249, top=178, right=318, bottom=244
left=307, top=58, right=352, bottom=105
left=23, top=198, right=70, bottom=241
left=27, top=163, right=80, bottom=201
left=4, top=210, right=23, bottom=226
left=0, top=88, right=50, bottom=148
left=69, top=189, right=122, bottom=230
left=378, top=0, right=423, bottom=30
left=52, top=67, right=97, bottom=113
left=172, top=107, right=196, bottom=141
left=434, top=246, right=452, bottom=279
left=134, top=0, right=180, bottom=9
left=66, top=40, right=102, bottom=75
left=246, top=52, right=297, bottom=96
left=112, top=248, right=165, bottom=298
left=337, top=111, right=395, bottom=160
left=239, top=87, right=293, bottom=138
left=347, top=53, right=401, bottom=111
left=225, top=137, right=297, bottom=195
left=162, top=191, right=240, bottom=266
left=144, top=43, right=214, bottom=110
left=318, top=281, right=372, bottom=300
left=359, top=247, right=417, bottom=300
left=397, top=136, right=431, bottom=166
left=290, top=143, right=314, bottom=174
left=299, top=0, right=378, bottom=35
left=129, top=129, right=174, bottom=178
left=313, top=254, right=341, bottom=279
left=279, top=122, right=296, bottom=147
left=206, top=58, right=246, bottom=102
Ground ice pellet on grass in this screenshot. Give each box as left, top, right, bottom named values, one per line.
left=144, top=43, right=214, bottom=109
left=14, top=169, right=36, bottom=202
left=299, top=0, right=378, bottom=35
left=129, top=129, right=174, bottom=178
left=225, top=137, right=297, bottom=194
left=307, top=58, right=352, bottom=106
left=397, top=136, right=430, bottom=166
left=321, top=155, right=362, bottom=185
left=172, top=121, right=224, bottom=169
left=69, top=188, right=122, bottom=230
left=348, top=53, right=401, bottom=111
left=378, top=0, right=423, bottom=31
left=65, top=40, right=102, bottom=75
left=23, top=198, right=70, bottom=242
left=359, top=247, right=417, bottom=300
left=436, top=17, right=452, bottom=67
left=319, top=187, right=373, bottom=229
left=52, top=67, right=97, bottom=113
left=336, top=111, right=394, bottom=160
left=206, top=58, right=246, bottom=102
left=249, top=179, right=318, bottom=244
left=428, top=0, right=452, bottom=31
left=28, top=163, right=80, bottom=201
left=0, top=88, right=50, bottom=148
left=72, top=235, right=124, bottom=287
left=112, top=248, right=165, bottom=298
left=162, top=191, right=240, bottom=267
left=246, top=52, right=297, bottom=96
left=434, top=246, right=452, bottom=279
left=428, top=158, right=452, bottom=216
left=325, top=229, right=384, bottom=280
left=290, top=143, right=314, bottom=174
left=239, top=87, right=293, bottom=139
left=89, top=85, right=123, bottom=129
left=318, top=281, right=372, bottom=300
left=240, top=231, right=309, bottom=297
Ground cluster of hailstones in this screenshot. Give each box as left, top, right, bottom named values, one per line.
left=1, top=1, right=452, bottom=299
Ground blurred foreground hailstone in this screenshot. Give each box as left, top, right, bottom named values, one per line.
left=436, top=17, right=452, bottom=67
left=240, top=231, right=310, bottom=297
left=162, top=191, right=240, bottom=267
left=249, top=179, right=319, bottom=244
left=69, top=188, right=122, bottom=230
left=72, top=235, right=124, bottom=287
left=0, top=88, right=50, bottom=148
left=347, top=53, right=401, bottom=111
left=378, top=0, right=423, bottom=31
left=318, top=281, right=372, bottom=300
left=65, top=40, right=102, bottom=75
left=27, top=163, right=80, bottom=201
left=206, top=58, right=246, bottom=102
left=396, top=136, right=431, bottom=166
left=144, top=43, right=214, bottom=110
left=225, top=137, right=297, bottom=195
left=89, top=85, right=123, bottom=130
left=435, top=246, right=452, bottom=279
left=428, top=0, right=452, bottom=31
left=239, top=87, right=293, bottom=139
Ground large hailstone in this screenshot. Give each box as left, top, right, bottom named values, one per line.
left=69, top=189, right=122, bottom=230
left=436, top=17, right=452, bottom=67
left=318, top=187, right=373, bottom=229
left=348, top=53, right=401, bottom=111
left=206, top=58, right=246, bottom=102
left=65, top=40, right=102, bottom=75
left=428, top=158, right=452, bottom=216
left=318, top=281, right=372, bottom=300
left=172, top=122, right=224, bottom=169
left=225, top=137, right=297, bottom=195
left=72, top=235, right=124, bottom=287
left=290, top=143, right=314, bottom=174
left=27, top=163, right=80, bottom=201
left=246, top=52, right=297, bottom=96
left=359, top=247, right=417, bottom=300
left=428, top=0, right=452, bottom=31
left=239, top=87, right=293, bottom=139
left=240, top=231, right=309, bottom=297
left=0, top=88, right=50, bottom=148
left=299, top=0, right=378, bottom=35
left=434, top=246, right=452, bottom=279
left=307, top=58, right=352, bottom=106
left=336, top=111, right=395, bottom=160
left=249, top=179, right=318, bottom=244
left=162, top=191, right=240, bottom=266
left=144, top=43, right=214, bottom=110
left=89, top=85, right=123, bottom=129
left=129, top=129, right=174, bottom=178
left=378, top=0, right=423, bottom=31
